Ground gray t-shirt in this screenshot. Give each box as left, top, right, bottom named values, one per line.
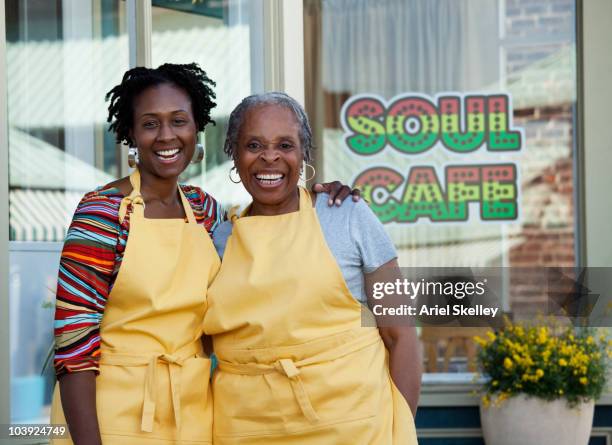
left=212, top=193, right=397, bottom=304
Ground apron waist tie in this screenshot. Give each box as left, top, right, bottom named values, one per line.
left=100, top=342, right=201, bottom=435
left=217, top=329, right=382, bottom=424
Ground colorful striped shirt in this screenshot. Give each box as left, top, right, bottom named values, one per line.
left=53, top=184, right=223, bottom=376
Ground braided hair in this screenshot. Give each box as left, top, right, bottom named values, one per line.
left=106, top=63, right=216, bottom=146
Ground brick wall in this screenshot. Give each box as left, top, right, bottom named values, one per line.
left=504, top=0, right=576, bottom=319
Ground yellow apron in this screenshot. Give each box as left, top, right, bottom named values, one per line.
left=203, top=188, right=418, bottom=444
left=51, top=169, right=220, bottom=444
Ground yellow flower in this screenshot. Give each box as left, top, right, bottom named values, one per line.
left=492, top=380, right=499, bottom=387
left=486, top=331, right=497, bottom=341
left=580, top=377, right=588, bottom=385
left=558, top=389, right=564, bottom=395
left=535, top=369, right=544, bottom=378
left=559, top=358, right=568, bottom=367
left=537, top=327, right=548, bottom=344
left=504, top=357, right=514, bottom=370
left=586, top=336, right=594, bottom=345
left=474, top=336, right=487, bottom=347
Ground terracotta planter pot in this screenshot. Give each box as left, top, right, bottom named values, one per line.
left=480, top=394, right=594, bottom=445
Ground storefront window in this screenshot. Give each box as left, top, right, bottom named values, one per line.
left=5, top=0, right=267, bottom=422
left=304, top=0, right=578, bottom=374
left=6, top=0, right=128, bottom=422
left=152, top=0, right=263, bottom=207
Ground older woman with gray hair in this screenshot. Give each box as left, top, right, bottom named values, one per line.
left=205, top=92, right=421, bottom=444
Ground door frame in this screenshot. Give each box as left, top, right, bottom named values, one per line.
left=0, top=0, right=10, bottom=426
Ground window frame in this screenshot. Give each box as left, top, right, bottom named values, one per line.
left=0, top=0, right=10, bottom=428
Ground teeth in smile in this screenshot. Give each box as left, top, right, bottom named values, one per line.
left=256, top=174, right=283, bottom=180
left=157, top=148, right=180, bottom=156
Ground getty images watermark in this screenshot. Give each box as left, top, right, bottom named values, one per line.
left=371, top=276, right=497, bottom=317
left=362, top=267, right=612, bottom=328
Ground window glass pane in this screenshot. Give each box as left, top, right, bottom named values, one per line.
left=304, top=0, right=578, bottom=374
left=6, top=0, right=128, bottom=422
left=152, top=0, right=263, bottom=208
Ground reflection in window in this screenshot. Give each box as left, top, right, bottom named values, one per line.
left=305, top=0, right=577, bottom=373
left=7, top=0, right=127, bottom=242
left=6, top=0, right=128, bottom=423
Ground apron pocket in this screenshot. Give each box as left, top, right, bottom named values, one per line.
left=292, top=341, right=385, bottom=428
left=213, top=341, right=387, bottom=437
left=96, top=363, right=158, bottom=435
left=213, top=371, right=287, bottom=436
left=97, top=357, right=213, bottom=440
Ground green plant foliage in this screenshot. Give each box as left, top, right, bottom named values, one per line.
left=475, top=320, right=611, bottom=407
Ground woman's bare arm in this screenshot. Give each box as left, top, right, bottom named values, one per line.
left=58, top=371, right=102, bottom=445
left=365, top=259, right=422, bottom=415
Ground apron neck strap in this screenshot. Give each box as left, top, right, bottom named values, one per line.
left=178, top=187, right=197, bottom=224
left=129, top=168, right=142, bottom=194
left=119, top=169, right=145, bottom=222
left=298, top=187, right=312, bottom=212
left=119, top=169, right=197, bottom=224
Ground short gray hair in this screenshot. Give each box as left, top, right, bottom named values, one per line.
left=223, top=92, right=313, bottom=162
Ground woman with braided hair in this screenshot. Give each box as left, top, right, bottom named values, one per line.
left=50, top=63, right=356, bottom=445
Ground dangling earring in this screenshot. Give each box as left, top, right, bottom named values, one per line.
left=300, top=163, right=316, bottom=182
left=128, top=147, right=139, bottom=168
left=229, top=166, right=241, bottom=184
left=191, top=143, right=204, bottom=164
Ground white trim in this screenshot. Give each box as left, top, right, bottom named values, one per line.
left=262, top=0, right=283, bottom=92
left=263, top=0, right=305, bottom=106
left=127, top=0, right=152, bottom=69
left=124, top=0, right=152, bottom=177
left=583, top=0, right=612, bottom=268
left=581, top=3, right=612, bottom=397
left=0, top=0, right=9, bottom=426
left=280, top=0, right=305, bottom=105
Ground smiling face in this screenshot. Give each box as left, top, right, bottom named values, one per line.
left=234, top=104, right=304, bottom=215
left=130, top=82, right=197, bottom=180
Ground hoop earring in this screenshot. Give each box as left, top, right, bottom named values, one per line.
left=128, top=147, right=139, bottom=168
left=191, top=143, right=204, bottom=164
left=301, top=163, right=316, bottom=182
left=229, top=166, right=241, bottom=184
